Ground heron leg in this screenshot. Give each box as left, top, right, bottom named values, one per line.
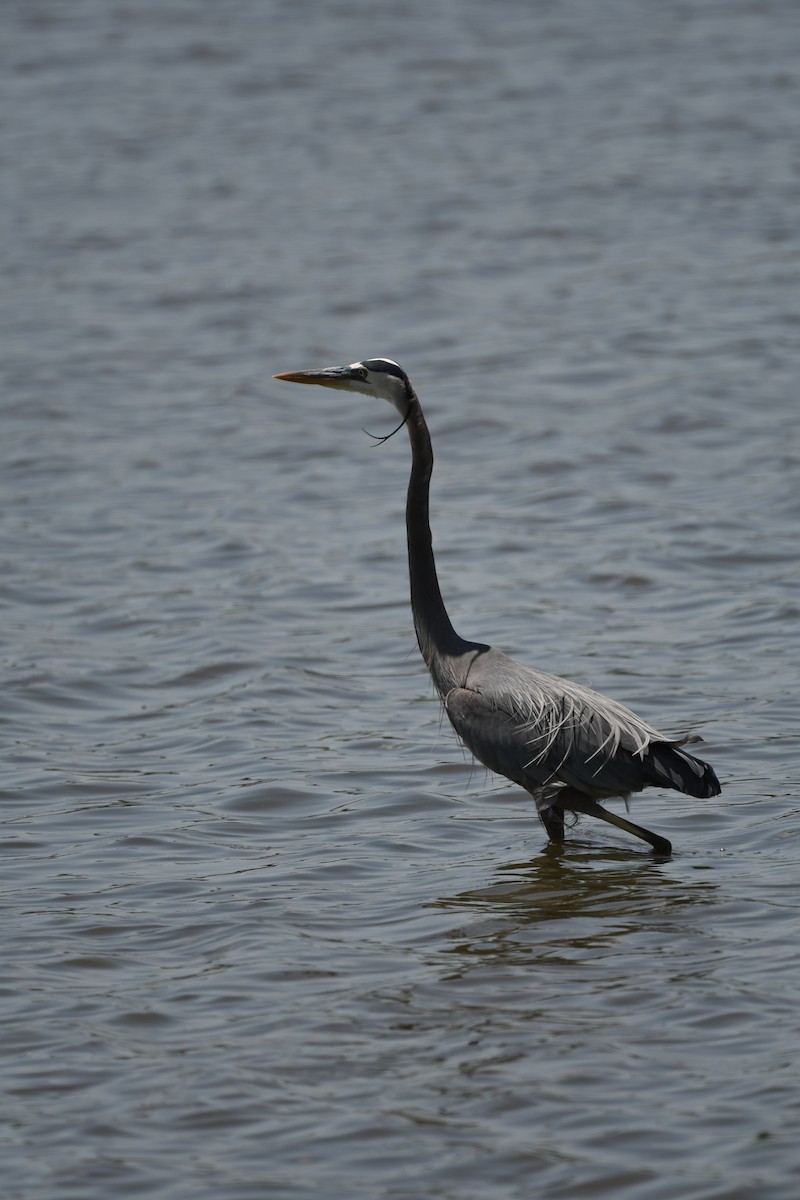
left=537, top=804, right=565, bottom=842
left=555, top=789, right=672, bottom=855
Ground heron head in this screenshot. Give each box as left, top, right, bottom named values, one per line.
left=273, top=357, right=413, bottom=418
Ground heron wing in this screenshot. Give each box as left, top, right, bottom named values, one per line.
left=444, top=686, right=540, bottom=789
left=453, top=648, right=664, bottom=797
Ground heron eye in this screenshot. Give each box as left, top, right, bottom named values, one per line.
left=358, top=368, right=368, bottom=380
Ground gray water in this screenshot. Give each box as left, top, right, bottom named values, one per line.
left=2, top=1, right=799, bottom=1196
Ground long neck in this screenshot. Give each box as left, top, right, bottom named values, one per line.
left=405, top=397, right=468, bottom=667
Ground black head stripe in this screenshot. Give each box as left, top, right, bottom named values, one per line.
left=361, top=358, right=407, bottom=381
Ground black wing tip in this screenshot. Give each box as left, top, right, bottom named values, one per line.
left=686, top=757, right=722, bottom=799
left=700, top=763, right=722, bottom=798
left=646, top=744, right=722, bottom=798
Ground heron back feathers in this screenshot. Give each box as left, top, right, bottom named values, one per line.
left=441, top=647, right=720, bottom=803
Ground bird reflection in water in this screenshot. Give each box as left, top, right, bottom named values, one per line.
left=431, top=844, right=718, bottom=970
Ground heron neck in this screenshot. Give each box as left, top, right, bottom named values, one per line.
left=405, top=398, right=465, bottom=666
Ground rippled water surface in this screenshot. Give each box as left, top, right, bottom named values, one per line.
left=2, top=1, right=799, bottom=1196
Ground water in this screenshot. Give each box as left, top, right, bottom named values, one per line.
left=2, top=0, right=799, bottom=1196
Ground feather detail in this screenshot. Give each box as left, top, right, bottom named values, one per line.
left=442, top=647, right=719, bottom=807
left=468, top=650, right=661, bottom=770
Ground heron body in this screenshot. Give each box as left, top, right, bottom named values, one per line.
left=273, top=358, right=720, bottom=854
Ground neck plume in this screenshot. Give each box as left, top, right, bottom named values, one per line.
left=404, top=398, right=467, bottom=667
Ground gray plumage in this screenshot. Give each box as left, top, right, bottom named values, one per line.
left=274, top=357, right=721, bottom=855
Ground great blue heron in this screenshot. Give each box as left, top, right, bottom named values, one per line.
left=274, top=357, right=720, bottom=854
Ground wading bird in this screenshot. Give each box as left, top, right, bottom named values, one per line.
left=274, top=358, right=720, bottom=854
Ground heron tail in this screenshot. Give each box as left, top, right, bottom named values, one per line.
left=643, top=741, right=721, bottom=798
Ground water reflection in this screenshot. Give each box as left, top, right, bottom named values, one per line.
left=431, top=843, right=718, bottom=968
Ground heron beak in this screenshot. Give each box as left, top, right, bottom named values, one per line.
left=273, top=366, right=361, bottom=391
